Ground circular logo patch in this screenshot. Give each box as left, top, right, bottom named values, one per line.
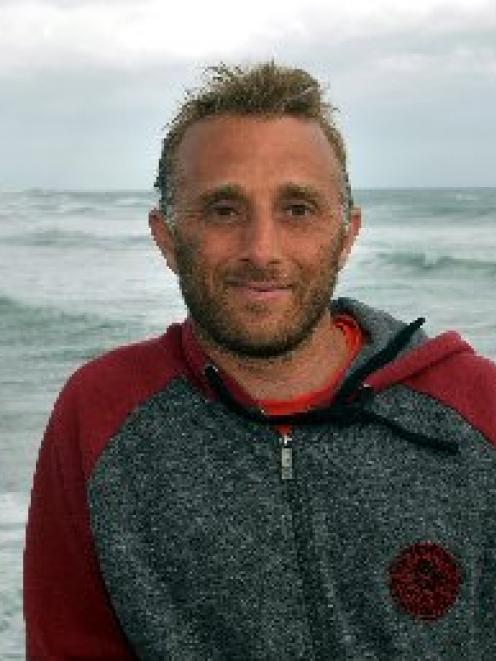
left=388, top=542, right=461, bottom=621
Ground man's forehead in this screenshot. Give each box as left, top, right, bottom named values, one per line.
left=177, top=114, right=336, bottom=157
left=174, top=114, right=342, bottom=190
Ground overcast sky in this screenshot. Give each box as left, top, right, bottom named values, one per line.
left=1, top=0, right=495, bottom=190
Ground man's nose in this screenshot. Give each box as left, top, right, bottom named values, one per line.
left=239, top=208, right=283, bottom=267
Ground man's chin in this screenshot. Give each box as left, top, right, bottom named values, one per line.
left=218, top=338, right=299, bottom=359
left=188, top=293, right=332, bottom=360
left=197, top=322, right=316, bottom=360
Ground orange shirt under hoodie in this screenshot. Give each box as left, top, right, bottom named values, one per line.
left=258, top=314, right=365, bottom=437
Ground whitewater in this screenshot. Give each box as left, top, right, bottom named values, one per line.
left=1, top=188, right=495, bottom=658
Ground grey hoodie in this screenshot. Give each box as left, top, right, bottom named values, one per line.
left=24, top=298, right=496, bottom=659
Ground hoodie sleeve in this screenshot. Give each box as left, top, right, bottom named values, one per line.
left=23, top=378, right=137, bottom=660
left=406, top=349, right=496, bottom=449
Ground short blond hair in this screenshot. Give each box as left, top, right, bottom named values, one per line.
left=155, top=61, right=353, bottom=225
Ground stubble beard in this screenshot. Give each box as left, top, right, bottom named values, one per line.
left=173, top=233, right=344, bottom=360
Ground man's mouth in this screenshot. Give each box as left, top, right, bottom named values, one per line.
left=227, top=280, right=292, bottom=301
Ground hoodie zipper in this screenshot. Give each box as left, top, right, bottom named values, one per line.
left=279, top=431, right=341, bottom=660
left=280, top=433, right=293, bottom=480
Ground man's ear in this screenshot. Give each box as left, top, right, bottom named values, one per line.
left=338, top=207, right=361, bottom=271
left=148, top=208, right=178, bottom=274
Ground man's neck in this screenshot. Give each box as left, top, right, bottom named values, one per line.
left=193, top=312, right=347, bottom=401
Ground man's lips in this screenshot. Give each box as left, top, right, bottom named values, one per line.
left=229, top=281, right=291, bottom=290
left=227, top=277, right=292, bottom=288
left=227, top=280, right=292, bottom=300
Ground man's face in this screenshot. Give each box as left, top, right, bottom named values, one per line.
left=151, top=115, right=360, bottom=359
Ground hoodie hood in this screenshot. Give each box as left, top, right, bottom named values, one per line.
left=330, top=297, right=472, bottom=392
left=196, top=297, right=474, bottom=454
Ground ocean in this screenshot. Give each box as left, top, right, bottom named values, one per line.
left=1, top=188, right=495, bottom=658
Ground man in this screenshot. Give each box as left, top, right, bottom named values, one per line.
left=24, top=62, right=496, bottom=659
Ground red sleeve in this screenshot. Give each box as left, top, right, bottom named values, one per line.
left=23, top=376, right=137, bottom=660
left=405, top=351, right=496, bottom=449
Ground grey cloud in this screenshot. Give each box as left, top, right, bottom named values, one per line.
left=0, top=2, right=494, bottom=190
left=3, top=0, right=151, bottom=5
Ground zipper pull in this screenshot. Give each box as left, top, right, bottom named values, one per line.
left=280, top=433, right=293, bottom=481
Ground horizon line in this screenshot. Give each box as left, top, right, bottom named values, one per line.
left=1, top=185, right=495, bottom=194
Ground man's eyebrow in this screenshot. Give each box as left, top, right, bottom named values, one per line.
left=277, top=183, right=325, bottom=204
left=197, top=184, right=245, bottom=205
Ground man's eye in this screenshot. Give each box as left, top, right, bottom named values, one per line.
left=284, top=203, right=314, bottom=217
left=208, top=204, right=240, bottom=219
